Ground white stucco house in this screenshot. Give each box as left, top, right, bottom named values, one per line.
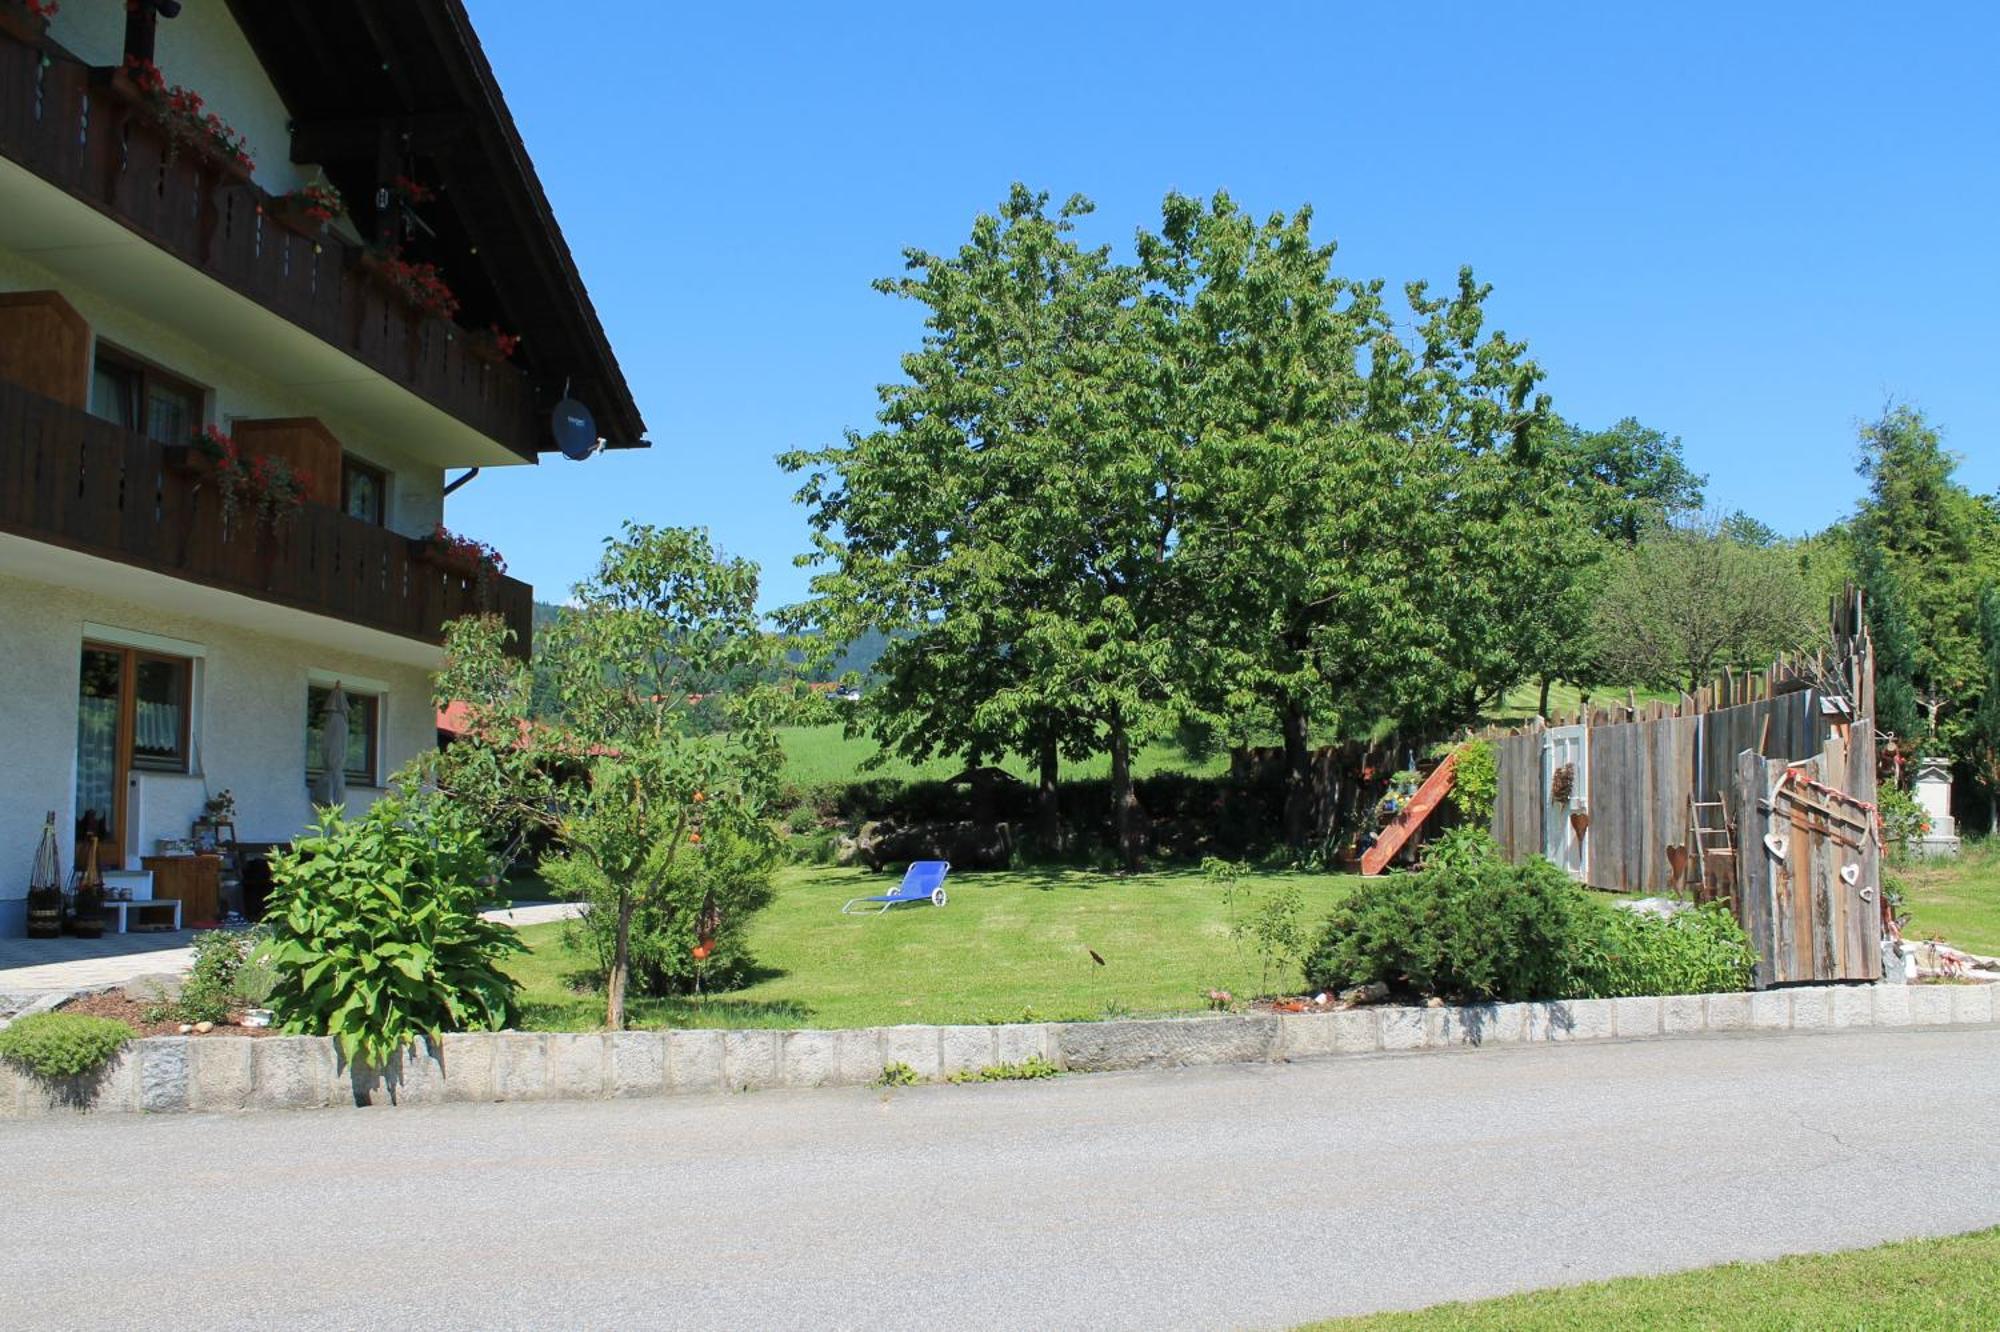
left=0, top=0, right=644, bottom=934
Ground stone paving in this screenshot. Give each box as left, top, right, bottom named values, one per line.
left=0, top=900, right=583, bottom=994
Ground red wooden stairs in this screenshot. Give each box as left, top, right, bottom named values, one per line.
left=1361, top=752, right=1458, bottom=876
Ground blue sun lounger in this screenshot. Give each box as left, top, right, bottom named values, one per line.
left=841, top=860, right=950, bottom=914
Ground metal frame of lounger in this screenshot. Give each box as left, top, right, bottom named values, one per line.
left=841, top=862, right=950, bottom=914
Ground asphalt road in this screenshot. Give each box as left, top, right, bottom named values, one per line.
left=4, top=1027, right=1997, bottom=1331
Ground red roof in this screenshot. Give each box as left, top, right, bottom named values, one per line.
left=435, top=701, right=618, bottom=757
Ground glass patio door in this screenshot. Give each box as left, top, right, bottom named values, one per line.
left=74, top=644, right=193, bottom=869
left=75, top=647, right=125, bottom=867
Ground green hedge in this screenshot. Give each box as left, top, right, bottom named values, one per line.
left=1303, top=829, right=1756, bottom=1003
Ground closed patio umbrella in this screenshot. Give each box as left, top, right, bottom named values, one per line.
left=318, top=683, right=350, bottom=807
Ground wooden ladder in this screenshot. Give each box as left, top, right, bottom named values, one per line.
left=1361, top=752, right=1458, bottom=876
left=1689, top=796, right=1735, bottom=902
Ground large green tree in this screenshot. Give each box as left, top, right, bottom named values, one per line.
left=1551, top=416, right=1707, bottom=545
left=1140, top=193, right=1584, bottom=843
left=783, top=187, right=1170, bottom=864
left=1591, top=513, right=1822, bottom=692
left=1851, top=405, right=2000, bottom=755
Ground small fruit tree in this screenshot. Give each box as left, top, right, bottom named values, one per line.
left=536, top=524, right=786, bottom=1028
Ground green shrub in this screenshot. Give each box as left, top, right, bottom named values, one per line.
left=1303, top=829, right=1585, bottom=1002
left=265, top=790, right=522, bottom=1067
left=234, top=937, right=280, bottom=1007
left=546, top=822, right=776, bottom=997
left=176, top=929, right=250, bottom=1025
left=1450, top=739, right=1498, bottom=826
left=1568, top=902, right=1756, bottom=997
left=1878, top=784, right=1930, bottom=854
left=0, top=1012, right=133, bottom=1081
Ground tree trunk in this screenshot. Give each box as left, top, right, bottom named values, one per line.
left=1282, top=698, right=1311, bottom=851
left=1036, top=733, right=1061, bottom=857
left=606, top=888, right=635, bottom=1030
left=1537, top=675, right=1553, bottom=720
left=1109, top=706, right=1139, bottom=872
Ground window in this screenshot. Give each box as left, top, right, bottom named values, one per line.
left=75, top=643, right=193, bottom=861
left=306, top=686, right=381, bottom=787
left=341, top=456, right=387, bottom=526
left=89, top=346, right=204, bottom=445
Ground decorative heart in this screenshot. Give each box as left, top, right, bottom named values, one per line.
left=1840, top=863, right=1860, bottom=886
left=1763, top=833, right=1788, bottom=862
left=1666, top=844, right=1689, bottom=881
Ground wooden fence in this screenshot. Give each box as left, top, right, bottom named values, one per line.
left=1487, top=590, right=1882, bottom=987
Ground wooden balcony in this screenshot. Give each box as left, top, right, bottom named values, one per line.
left=0, top=378, right=532, bottom=658
left=0, top=31, right=540, bottom=459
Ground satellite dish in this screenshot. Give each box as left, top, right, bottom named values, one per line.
left=552, top=397, right=599, bottom=461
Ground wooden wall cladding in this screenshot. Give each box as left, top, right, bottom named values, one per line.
left=0, top=290, right=91, bottom=408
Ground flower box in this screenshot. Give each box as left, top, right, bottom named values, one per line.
left=266, top=195, right=326, bottom=237
left=356, top=249, right=460, bottom=324
left=462, top=327, right=520, bottom=366
left=101, top=60, right=257, bottom=185
left=410, top=526, right=505, bottom=583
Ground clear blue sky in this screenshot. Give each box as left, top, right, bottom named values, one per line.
left=455, top=0, right=1999, bottom=611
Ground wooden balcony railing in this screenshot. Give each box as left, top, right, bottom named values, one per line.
left=0, top=379, right=532, bottom=657
left=0, top=31, right=540, bottom=459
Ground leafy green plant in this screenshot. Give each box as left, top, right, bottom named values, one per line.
left=1304, top=830, right=1585, bottom=1002
left=1566, top=902, right=1756, bottom=997
left=176, top=929, right=249, bottom=1024
left=1239, top=881, right=1308, bottom=995
left=1878, top=784, right=1931, bottom=854
left=547, top=822, right=776, bottom=998
left=265, top=789, right=522, bottom=1067
left=875, top=1061, right=920, bottom=1087
left=1450, top=739, right=1498, bottom=827
left=947, top=1055, right=1061, bottom=1083
left=0, top=1012, right=132, bottom=1081
left=234, top=937, right=280, bottom=1007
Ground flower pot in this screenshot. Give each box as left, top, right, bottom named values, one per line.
left=266, top=195, right=328, bottom=238
left=463, top=336, right=510, bottom=366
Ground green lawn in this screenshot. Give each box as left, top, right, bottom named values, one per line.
left=1300, top=1227, right=2000, bottom=1330
left=777, top=723, right=1230, bottom=788
left=1897, top=840, right=2000, bottom=956
left=504, top=864, right=1354, bottom=1031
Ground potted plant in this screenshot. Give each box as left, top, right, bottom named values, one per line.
left=0, top=0, right=58, bottom=45
left=356, top=246, right=460, bottom=322
left=107, top=56, right=257, bottom=182
left=413, top=524, right=505, bottom=599
left=168, top=425, right=313, bottom=532
left=462, top=325, right=520, bottom=365
left=266, top=180, right=343, bottom=236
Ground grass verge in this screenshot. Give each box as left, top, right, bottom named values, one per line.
left=1897, top=840, right=2000, bottom=956
left=1302, top=1226, right=2000, bottom=1330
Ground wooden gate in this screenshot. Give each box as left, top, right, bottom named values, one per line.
left=1731, top=721, right=1883, bottom=985
left=1541, top=725, right=1589, bottom=882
